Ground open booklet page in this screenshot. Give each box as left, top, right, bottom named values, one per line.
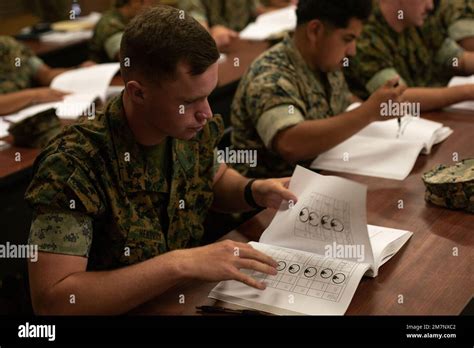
left=210, top=242, right=372, bottom=315
left=209, top=166, right=412, bottom=315
left=311, top=111, right=452, bottom=180
left=3, top=63, right=120, bottom=122
left=260, top=166, right=374, bottom=266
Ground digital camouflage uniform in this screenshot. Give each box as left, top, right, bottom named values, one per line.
left=179, top=0, right=258, bottom=31
left=231, top=35, right=352, bottom=179
left=423, top=159, right=474, bottom=213
left=0, top=36, right=44, bottom=94
left=25, top=93, right=224, bottom=271
left=345, top=3, right=467, bottom=99
left=89, top=9, right=129, bottom=63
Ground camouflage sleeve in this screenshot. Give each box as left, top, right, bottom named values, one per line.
left=0, top=36, right=41, bottom=93
left=29, top=209, right=93, bottom=257
left=179, top=0, right=208, bottom=24
left=244, top=69, right=309, bottom=124
left=104, top=32, right=123, bottom=61
left=25, top=152, right=105, bottom=257
left=348, top=37, right=406, bottom=95
left=434, top=38, right=465, bottom=68
left=257, top=104, right=304, bottom=149
left=438, top=0, right=474, bottom=41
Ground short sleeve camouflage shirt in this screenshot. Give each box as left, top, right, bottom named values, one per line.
left=345, top=3, right=465, bottom=99
left=230, top=35, right=352, bottom=178
left=89, top=9, right=128, bottom=63
left=0, top=36, right=44, bottom=94
left=25, top=93, right=224, bottom=271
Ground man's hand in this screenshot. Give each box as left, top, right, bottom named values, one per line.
left=178, top=240, right=278, bottom=290
left=210, top=25, right=238, bottom=48
left=362, top=77, right=407, bottom=122
left=31, top=87, right=69, bottom=104
left=251, top=177, right=298, bottom=209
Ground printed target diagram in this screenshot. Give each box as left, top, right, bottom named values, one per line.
left=294, top=193, right=354, bottom=244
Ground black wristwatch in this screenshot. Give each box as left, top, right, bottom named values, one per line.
left=244, top=179, right=263, bottom=210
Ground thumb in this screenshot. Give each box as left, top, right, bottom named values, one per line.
left=384, top=76, right=400, bottom=88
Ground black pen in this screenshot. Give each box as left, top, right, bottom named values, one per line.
left=196, top=305, right=267, bottom=316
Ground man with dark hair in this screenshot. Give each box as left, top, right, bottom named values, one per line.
left=89, top=0, right=156, bottom=63
left=231, top=0, right=405, bottom=179
left=345, top=0, right=474, bottom=108
left=25, top=5, right=297, bottom=315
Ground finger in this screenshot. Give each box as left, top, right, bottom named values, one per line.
left=238, top=246, right=278, bottom=268
left=231, top=269, right=267, bottom=290
left=235, top=258, right=277, bottom=276
left=273, top=183, right=298, bottom=204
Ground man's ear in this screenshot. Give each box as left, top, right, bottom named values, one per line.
left=126, top=81, right=146, bottom=105
left=306, top=19, right=324, bottom=43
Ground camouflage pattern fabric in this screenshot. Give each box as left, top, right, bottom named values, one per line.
left=25, top=93, right=224, bottom=271
left=178, top=0, right=258, bottom=31
left=423, top=159, right=474, bottom=213
left=89, top=9, right=128, bottom=63
left=345, top=3, right=465, bottom=99
left=0, top=36, right=44, bottom=94
left=231, top=35, right=352, bottom=178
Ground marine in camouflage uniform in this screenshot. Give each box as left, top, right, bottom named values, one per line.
left=345, top=2, right=468, bottom=99
left=423, top=159, right=474, bottom=213
left=25, top=92, right=224, bottom=271
left=89, top=9, right=129, bottom=63
left=231, top=35, right=352, bottom=179
left=431, top=0, right=474, bottom=43
left=179, top=0, right=258, bottom=31
left=0, top=36, right=45, bottom=94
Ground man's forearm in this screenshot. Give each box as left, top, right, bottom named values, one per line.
left=402, top=85, right=473, bottom=112
left=0, top=89, right=36, bottom=115
left=459, top=37, right=474, bottom=52
left=32, top=250, right=186, bottom=315
left=212, top=167, right=253, bottom=213
left=273, top=106, right=372, bottom=163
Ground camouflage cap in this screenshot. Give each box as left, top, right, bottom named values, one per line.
left=422, top=159, right=474, bottom=213
left=8, top=108, right=61, bottom=148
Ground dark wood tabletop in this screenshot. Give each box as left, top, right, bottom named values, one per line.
left=133, top=109, right=474, bottom=316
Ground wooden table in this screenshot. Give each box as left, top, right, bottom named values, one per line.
left=22, top=38, right=90, bottom=68
left=133, top=109, right=474, bottom=316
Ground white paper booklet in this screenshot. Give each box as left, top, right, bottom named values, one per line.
left=447, top=76, right=474, bottom=111
left=209, top=166, right=413, bottom=315
left=310, top=107, right=453, bottom=180
left=3, top=63, right=120, bottom=123
left=240, top=6, right=296, bottom=40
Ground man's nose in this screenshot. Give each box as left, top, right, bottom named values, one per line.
left=347, top=42, right=357, bottom=57
left=195, top=100, right=213, bottom=123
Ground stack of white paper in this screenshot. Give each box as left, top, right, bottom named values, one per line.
left=311, top=114, right=453, bottom=180
left=447, top=76, right=474, bottom=111
left=240, top=6, right=297, bottom=40
left=3, top=63, right=120, bottom=123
